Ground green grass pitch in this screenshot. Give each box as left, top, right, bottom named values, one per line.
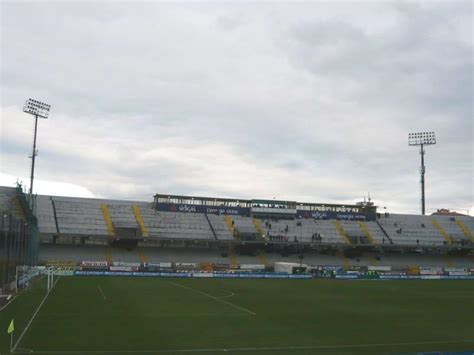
left=1, top=277, right=473, bottom=354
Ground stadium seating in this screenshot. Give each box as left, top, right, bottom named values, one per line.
left=0, top=187, right=15, bottom=212
left=434, top=215, right=473, bottom=243
left=21, top=192, right=474, bottom=249
left=377, top=214, right=473, bottom=246
left=231, top=215, right=259, bottom=235
left=147, top=211, right=213, bottom=240
left=35, top=196, right=57, bottom=235
left=260, top=218, right=348, bottom=244
left=206, top=214, right=233, bottom=240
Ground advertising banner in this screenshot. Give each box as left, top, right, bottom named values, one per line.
left=157, top=202, right=375, bottom=221
left=420, top=267, right=443, bottom=275
left=156, top=203, right=250, bottom=216
left=81, top=261, right=108, bottom=267
left=213, top=273, right=240, bottom=278
left=368, top=266, right=392, bottom=271
left=240, top=264, right=266, bottom=270
left=75, top=271, right=105, bottom=276
left=448, top=271, right=469, bottom=276
left=110, top=266, right=138, bottom=272
left=444, top=267, right=466, bottom=273
left=73, top=270, right=474, bottom=280
left=335, top=274, right=358, bottom=279
left=159, top=272, right=192, bottom=278
left=323, top=265, right=343, bottom=271
left=112, top=262, right=140, bottom=267
left=193, top=272, right=214, bottom=278
left=176, top=262, right=196, bottom=268
left=288, top=274, right=312, bottom=279
left=379, top=275, right=402, bottom=279
left=440, top=275, right=474, bottom=280
left=241, top=273, right=265, bottom=279
left=132, top=272, right=161, bottom=277
left=296, top=210, right=376, bottom=221
left=147, top=262, right=172, bottom=268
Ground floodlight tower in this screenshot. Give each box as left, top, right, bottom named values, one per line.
left=23, top=98, right=51, bottom=197
left=408, top=131, right=436, bottom=215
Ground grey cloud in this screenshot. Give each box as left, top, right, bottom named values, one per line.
left=1, top=1, right=472, bottom=214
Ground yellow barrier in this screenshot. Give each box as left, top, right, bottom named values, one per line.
left=132, top=205, right=149, bottom=238
left=252, top=218, right=267, bottom=240
left=100, top=204, right=115, bottom=237
left=224, top=215, right=237, bottom=238
left=431, top=219, right=452, bottom=244
left=455, top=220, right=474, bottom=242
left=358, top=221, right=377, bottom=245
left=334, top=221, right=351, bottom=245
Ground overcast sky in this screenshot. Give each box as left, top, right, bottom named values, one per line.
left=0, top=1, right=472, bottom=215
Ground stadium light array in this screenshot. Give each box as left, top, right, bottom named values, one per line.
left=23, top=98, right=51, bottom=119
left=408, top=131, right=436, bottom=215
left=23, top=98, right=51, bottom=198
left=408, top=131, right=436, bottom=146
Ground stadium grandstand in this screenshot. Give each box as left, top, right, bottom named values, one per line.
left=2, top=185, right=472, bottom=279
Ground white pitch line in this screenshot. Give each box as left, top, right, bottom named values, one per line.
left=0, top=294, right=19, bottom=312
left=97, top=285, right=107, bottom=301
left=0, top=275, right=46, bottom=312
left=12, top=339, right=474, bottom=354
left=37, top=312, right=249, bottom=319
left=13, top=276, right=61, bottom=352
left=168, top=281, right=256, bottom=316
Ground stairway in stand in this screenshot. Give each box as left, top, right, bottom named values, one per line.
left=333, top=221, right=351, bottom=245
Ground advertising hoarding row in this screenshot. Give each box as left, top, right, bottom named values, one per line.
left=155, top=203, right=376, bottom=221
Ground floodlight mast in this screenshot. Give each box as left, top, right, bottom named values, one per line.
left=23, top=99, right=51, bottom=198
left=408, top=131, right=436, bottom=215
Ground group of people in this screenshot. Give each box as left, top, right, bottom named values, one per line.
left=311, top=233, right=323, bottom=242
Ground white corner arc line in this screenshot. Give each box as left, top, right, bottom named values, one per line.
left=13, top=276, right=61, bottom=352
left=168, top=281, right=255, bottom=315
